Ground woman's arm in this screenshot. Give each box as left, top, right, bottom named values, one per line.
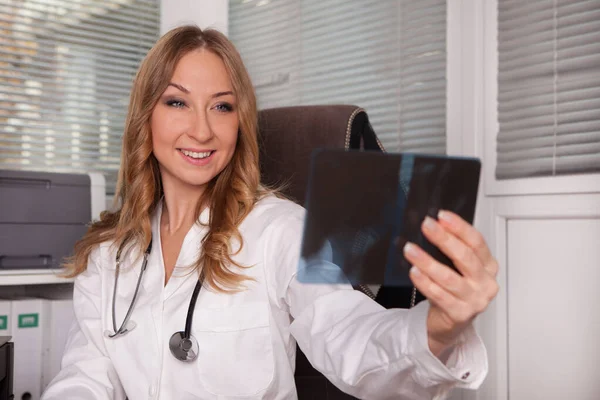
left=266, top=206, right=488, bottom=400
left=42, top=247, right=126, bottom=400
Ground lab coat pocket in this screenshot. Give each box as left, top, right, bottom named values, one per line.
left=194, top=302, right=274, bottom=397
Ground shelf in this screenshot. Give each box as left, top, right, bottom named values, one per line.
left=0, top=270, right=74, bottom=286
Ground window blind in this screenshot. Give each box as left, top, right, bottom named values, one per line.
left=228, top=0, right=447, bottom=154
left=0, top=0, right=160, bottom=193
left=496, top=0, right=600, bottom=179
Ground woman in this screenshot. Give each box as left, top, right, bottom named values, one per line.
left=42, top=25, right=498, bottom=400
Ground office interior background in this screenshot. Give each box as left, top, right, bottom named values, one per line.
left=0, top=0, right=599, bottom=399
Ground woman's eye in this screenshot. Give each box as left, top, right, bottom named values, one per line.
left=166, top=99, right=186, bottom=108
left=214, top=102, right=233, bottom=113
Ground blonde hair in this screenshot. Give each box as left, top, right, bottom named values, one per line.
left=64, top=25, right=267, bottom=291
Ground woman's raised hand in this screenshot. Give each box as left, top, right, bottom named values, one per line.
left=403, top=210, right=499, bottom=357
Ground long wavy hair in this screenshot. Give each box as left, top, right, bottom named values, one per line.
left=64, top=25, right=267, bottom=291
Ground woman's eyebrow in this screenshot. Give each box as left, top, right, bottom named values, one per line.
left=167, top=82, right=190, bottom=93
left=166, top=83, right=233, bottom=99
left=211, top=91, right=234, bottom=99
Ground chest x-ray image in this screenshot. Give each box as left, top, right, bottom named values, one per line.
left=297, top=149, right=481, bottom=287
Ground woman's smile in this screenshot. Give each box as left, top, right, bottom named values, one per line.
left=177, top=148, right=216, bottom=166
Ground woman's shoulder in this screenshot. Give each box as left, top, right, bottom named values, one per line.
left=84, top=236, right=131, bottom=267
left=86, top=240, right=115, bottom=265
left=243, top=194, right=306, bottom=236
left=82, top=239, right=142, bottom=276
left=252, top=193, right=305, bottom=223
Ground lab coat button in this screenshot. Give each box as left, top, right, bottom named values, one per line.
left=148, top=384, right=157, bottom=397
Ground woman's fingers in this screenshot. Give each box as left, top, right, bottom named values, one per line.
left=437, top=211, right=499, bottom=277
left=420, top=216, right=485, bottom=280
left=403, top=239, right=499, bottom=314
left=408, top=265, right=474, bottom=325
left=403, top=241, right=473, bottom=300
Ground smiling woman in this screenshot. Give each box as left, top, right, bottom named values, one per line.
left=41, top=25, right=497, bottom=400
left=62, top=27, right=266, bottom=292
left=150, top=49, right=241, bottom=284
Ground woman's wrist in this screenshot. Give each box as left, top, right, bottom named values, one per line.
left=428, top=335, right=457, bottom=363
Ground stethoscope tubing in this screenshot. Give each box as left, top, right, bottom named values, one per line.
left=108, top=240, right=153, bottom=337
left=107, top=237, right=203, bottom=362
left=185, top=276, right=203, bottom=339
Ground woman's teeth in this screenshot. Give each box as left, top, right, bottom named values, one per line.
left=180, top=150, right=212, bottom=159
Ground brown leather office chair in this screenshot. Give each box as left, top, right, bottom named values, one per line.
left=257, top=105, right=423, bottom=399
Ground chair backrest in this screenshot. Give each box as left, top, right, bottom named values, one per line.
left=258, top=105, right=383, bottom=206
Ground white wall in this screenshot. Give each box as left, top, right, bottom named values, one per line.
left=160, top=0, right=228, bottom=35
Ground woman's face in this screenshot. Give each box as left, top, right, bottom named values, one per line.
left=150, top=49, right=239, bottom=193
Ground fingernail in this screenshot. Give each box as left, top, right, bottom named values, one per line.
left=438, top=210, right=453, bottom=223
left=410, top=266, right=421, bottom=277
left=423, top=216, right=437, bottom=232
left=403, top=242, right=420, bottom=258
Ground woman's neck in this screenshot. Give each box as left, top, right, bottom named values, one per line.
left=160, top=180, right=206, bottom=235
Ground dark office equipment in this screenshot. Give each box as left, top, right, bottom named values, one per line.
left=0, top=170, right=92, bottom=271
left=0, top=337, right=14, bottom=400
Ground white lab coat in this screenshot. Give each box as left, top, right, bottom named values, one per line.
left=42, top=195, right=487, bottom=400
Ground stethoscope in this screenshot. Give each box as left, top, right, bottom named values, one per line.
left=104, top=237, right=203, bottom=362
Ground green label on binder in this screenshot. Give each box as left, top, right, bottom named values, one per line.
left=18, top=313, right=38, bottom=328
left=0, top=315, right=7, bottom=330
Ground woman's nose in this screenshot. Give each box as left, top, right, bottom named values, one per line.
left=188, top=110, right=213, bottom=142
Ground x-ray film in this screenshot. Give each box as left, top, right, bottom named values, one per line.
left=297, top=149, right=481, bottom=287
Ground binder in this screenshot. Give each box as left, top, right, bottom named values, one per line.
left=0, top=299, right=10, bottom=336
left=41, top=298, right=74, bottom=390
left=11, top=298, right=48, bottom=400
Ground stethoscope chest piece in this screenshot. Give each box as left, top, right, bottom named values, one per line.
left=169, top=331, right=199, bottom=362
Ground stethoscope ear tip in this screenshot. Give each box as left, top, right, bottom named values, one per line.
left=125, top=320, right=137, bottom=332
left=104, top=320, right=137, bottom=339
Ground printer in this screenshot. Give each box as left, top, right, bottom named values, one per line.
left=0, top=170, right=105, bottom=271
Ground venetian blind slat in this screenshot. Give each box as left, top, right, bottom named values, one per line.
left=229, top=0, right=446, bottom=154
left=496, top=0, right=600, bottom=179
left=0, top=0, right=160, bottom=193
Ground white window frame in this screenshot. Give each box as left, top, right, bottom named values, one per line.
left=447, top=0, right=483, bottom=160
left=161, top=0, right=228, bottom=35
left=483, top=0, right=600, bottom=197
